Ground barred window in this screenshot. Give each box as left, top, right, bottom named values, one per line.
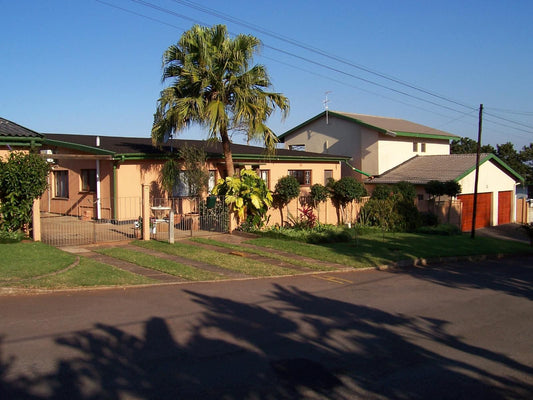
left=288, top=169, right=311, bottom=185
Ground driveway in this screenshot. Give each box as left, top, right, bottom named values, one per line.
left=1, top=256, right=532, bottom=399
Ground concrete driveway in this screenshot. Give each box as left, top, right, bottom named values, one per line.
left=1, top=256, right=532, bottom=399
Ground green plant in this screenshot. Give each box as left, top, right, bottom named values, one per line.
left=329, top=177, right=367, bottom=224
left=371, top=184, right=393, bottom=200
left=273, top=175, right=301, bottom=225
left=212, top=169, right=272, bottom=228
left=310, top=183, right=329, bottom=206
left=0, top=151, right=50, bottom=232
left=392, top=181, right=417, bottom=202
left=152, top=24, right=290, bottom=178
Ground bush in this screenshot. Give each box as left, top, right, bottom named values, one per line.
left=0, top=229, right=26, bottom=243
left=420, top=212, right=439, bottom=226
left=310, top=183, right=329, bottom=205
left=260, top=223, right=352, bottom=243
left=370, top=184, right=393, bottom=200
left=416, top=224, right=461, bottom=236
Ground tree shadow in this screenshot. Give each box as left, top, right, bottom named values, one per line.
left=398, top=256, right=533, bottom=300
left=1, top=285, right=532, bottom=399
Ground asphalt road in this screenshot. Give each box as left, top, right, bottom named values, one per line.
left=1, top=256, right=532, bottom=399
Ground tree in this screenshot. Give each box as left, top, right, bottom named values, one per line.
left=212, top=169, right=272, bottom=228
left=330, top=177, right=367, bottom=224
left=519, top=143, right=533, bottom=183
left=0, top=152, right=50, bottom=233
left=152, top=24, right=290, bottom=177
left=451, top=137, right=495, bottom=154
left=273, top=175, right=300, bottom=225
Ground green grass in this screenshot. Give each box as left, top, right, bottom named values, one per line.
left=247, top=231, right=533, bottom=268
left=134, top=240, right=299, bottom=277
left=0, top=242, right=75, bottom=281
left=96, top=247, right=225, bottom=281
left=5, top=257, right=155, bottom=289
left=191, top=237, right=336, bottom=271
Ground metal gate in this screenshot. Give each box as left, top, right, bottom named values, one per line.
left=40, top=196, right=229, bottom=246
left=149, top=196, right=229, bottom=241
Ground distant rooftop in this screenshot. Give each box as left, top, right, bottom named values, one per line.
left=0, top=117, right=43, bottom=138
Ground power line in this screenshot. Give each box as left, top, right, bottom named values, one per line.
left=95, top=0, right=532, bottom=142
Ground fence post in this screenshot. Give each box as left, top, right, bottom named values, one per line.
left=142, top=184, right=150, bottom=241
left=32, top=198, right=41, bottom=242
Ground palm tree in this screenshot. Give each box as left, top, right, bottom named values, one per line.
left=152, top=24, right=290, bottom=177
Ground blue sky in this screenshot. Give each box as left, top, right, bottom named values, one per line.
left=1, top=0, right=532, bottom=149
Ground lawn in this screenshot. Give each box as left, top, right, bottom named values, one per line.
left=134, top=240, right=299, bottom=277
left=95, top=247, right=225, bottom=281
left=0, top=242, right=154, bottom=288
left=191, top=237, right=336, bottom=271
left=246, top=231, right=533, bottom=268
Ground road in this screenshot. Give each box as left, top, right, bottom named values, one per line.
left=1, top=256, right=532, bottom=399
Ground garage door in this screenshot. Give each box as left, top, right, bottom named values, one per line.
left=498, top=191, right=512, bottom=225
left=458, top=193, right=492, bottom=232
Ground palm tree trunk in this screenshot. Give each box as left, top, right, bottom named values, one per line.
left=220, top=128, right=235, bottom=177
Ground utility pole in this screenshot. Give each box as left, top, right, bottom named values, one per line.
left=471, top=104, right=483, bottom=239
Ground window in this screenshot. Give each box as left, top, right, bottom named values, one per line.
left=288, top=169, right=311, bottom=185
left=208, top=170, right=217, bottom=193
left=413, top=142, right=418, bottom=152
left=260, top=170, right=270, bottom=189
left=54, top=170, right=69, bottom=198
left=421, top=143, right=426, bottom=152
left=289, top=144, right=306, bottom=151
left=81, top=169, right=97, bottom=192
left=172, top=171, right=190, bottom=197
left=324, top=169, right=333, bottom=184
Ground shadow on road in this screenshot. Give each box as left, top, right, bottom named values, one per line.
left=1, top=282, right=532, bottom=399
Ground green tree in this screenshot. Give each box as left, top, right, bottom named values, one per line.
left=0, top=152, right=50, bottom=232
left=330, top=177, right=367, bottom=224
left=519, top=143, right=533, bottom=183
left=451, top=137, right=495, bottom=154
left=273, top=175, right=300, bottom=225
left=496, top=142, right=527, bottom=178
left=152, top=24, right=290, bottom=178
left=212, top=169, right=272, bottom=228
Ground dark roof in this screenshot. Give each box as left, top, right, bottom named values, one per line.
left=279, top=111, right=458, bottom=141
left=0, top=117, right=43, bottom=138
left=369, top=153, right=523, bottom=184
left=43, top=133, right=350, bottom=161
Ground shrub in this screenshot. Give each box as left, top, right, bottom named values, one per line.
left=273, top=175, right=301, bottom=225
left=260, top=223, right=352, bottom=243
left=0, top=151, right=50, bottom=232
left=420, top=212, right=439, bottom=226
left=393, top=181, right=417, bottom=202
left=310, top=183, right=329, bottom=206
left=371, top=184, right=393, bottom=200
left=416, top=224, right=461, bottom=236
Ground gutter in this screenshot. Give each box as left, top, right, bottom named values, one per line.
left=343, top=160, right=373, bottom=177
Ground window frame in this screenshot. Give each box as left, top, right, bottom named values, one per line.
left=80, top=169, right=97, bottom=192
left=260, top=169, right=270, bottom=189
left=53, top=170, right=69, bottom=199
left=288, top=169, right=312, bottom=186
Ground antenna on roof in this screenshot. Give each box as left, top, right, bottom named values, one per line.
left=323, top=91, right=332, bottom=124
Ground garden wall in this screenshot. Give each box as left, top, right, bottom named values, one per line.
left=266, top=196, right=370, bottom=227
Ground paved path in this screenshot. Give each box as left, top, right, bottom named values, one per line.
left=1, top=256, right=531, bottom=399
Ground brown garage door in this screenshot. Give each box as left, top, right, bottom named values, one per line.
left=458, top=193, right=492, bottom=232
left=498, top=191, right=512, bottom=225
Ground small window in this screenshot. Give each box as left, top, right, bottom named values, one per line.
left=413, top=142, right=419, bottom=152
left=54, top=170, right=69, bottom=198
left=260, top=170, right=270, bottom=189
left=324, top=170, right=333, bottom=184
left=81, top=169, right=97, bottom=192
left=172, top=171, right=190, bottom=197
left=417, top=194, right=424, bottom=201
left=421, top=143, right=426, bottom=152
left=289, top=144, right=306, bottom=151
left=288, top=170, right=311, bottom=185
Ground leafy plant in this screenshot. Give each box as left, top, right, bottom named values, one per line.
left=329, top=177, right=367, bottom=224
left=392, top=181, right=417, bottom=202
left=160, top=145, right=209, bottom=197
left=273, top=175, right=300, bottom=225
left=371, top=184, right=393, bottom=200
left=0, top=151, right=50, bottom=232
left=212, top=169, right=272, bottom=228
left=310, top=183, right=329, bottom=206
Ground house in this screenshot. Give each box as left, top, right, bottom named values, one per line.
left=367, top=153, right=524, bottom=231
left=39, top=133, right=349, bottom=225
left=0, top=117, right=44, bottom=157
left=280, top=111, right=525, bottom=231
left=278, top=110, right=458, bottom=179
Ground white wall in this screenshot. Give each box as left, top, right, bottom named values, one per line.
left=459, top=160, right=518, bottom=224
